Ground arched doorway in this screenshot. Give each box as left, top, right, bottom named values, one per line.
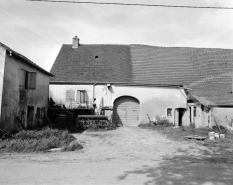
left=113, top=96, right=140, bottom=126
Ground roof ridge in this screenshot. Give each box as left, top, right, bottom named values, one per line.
left=63, top=43, right=129, bottom=46
left=130, top=44, right=233, bottom=50
left=63, top=43, right=233, bottom=50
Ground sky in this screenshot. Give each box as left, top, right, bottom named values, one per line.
left=1, top=0, right=233, bottom=71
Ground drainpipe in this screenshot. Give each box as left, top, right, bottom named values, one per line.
left=93, top=83, right=96, bottom=102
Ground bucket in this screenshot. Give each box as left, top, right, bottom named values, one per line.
left=209, top=132, right=215, bottom=140
left=209, top=136, right=215, bottom=140
left=215, top=133, right=220, bottom=139
left=220, top=134, right=225, bottom=139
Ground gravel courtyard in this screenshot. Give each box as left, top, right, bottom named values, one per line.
left=0, top=126, right=232, bottom=185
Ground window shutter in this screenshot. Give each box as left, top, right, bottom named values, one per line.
left=28, top=72, right=37, bottom=89
left=76, top=90, right=81, bottom=103
left=80, top=91, right=85, bottom=103
left=20, top=70, right=26, bottom=88
left=85, top=91, right=88, bottom=102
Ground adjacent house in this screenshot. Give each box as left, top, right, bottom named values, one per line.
left=49, top=37, right=233, bottom=128
left=0, top=42, right=53, bottom=133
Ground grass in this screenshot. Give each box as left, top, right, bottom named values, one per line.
left=139, top=123, right=233, bottom=162
left=139, top=123, right=233, bottom=147
left=0, top=127, right=82, bottom=153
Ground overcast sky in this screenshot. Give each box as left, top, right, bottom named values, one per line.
left=1, top=0, right=233, bottom=71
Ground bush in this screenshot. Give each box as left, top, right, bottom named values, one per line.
left=154, top=116, right=173, bottom=127
left=62, top=142, right=83, bottom=151
left=0, top=127, right=82, bottom=153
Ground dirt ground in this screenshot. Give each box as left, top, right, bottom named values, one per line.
left=0, top=126, right=233, bottom=185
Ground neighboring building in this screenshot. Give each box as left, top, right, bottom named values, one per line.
left=49, top=37, right=233, bottom=128
left=0, top=42, right=53, bottom=132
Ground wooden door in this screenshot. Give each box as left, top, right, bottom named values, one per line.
left=113, top=96, right=139, bottom=126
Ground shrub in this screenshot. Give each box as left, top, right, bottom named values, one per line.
left=0, top=127, right=81, bottom=153
left=154, top=116, right=173, bottom=127
left=62, top=142, right=83, bottom=151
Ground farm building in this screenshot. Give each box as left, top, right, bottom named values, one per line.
left=0, top=42, right=53, bottom=133
left=49, top=37, right=233, bottom=128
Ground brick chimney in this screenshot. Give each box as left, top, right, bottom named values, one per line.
left=72, top=36, right=80, bottom=49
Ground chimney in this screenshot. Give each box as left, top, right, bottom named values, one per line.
left=72, top=36, right=80, bottom=49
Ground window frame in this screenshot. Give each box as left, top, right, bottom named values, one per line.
left=76, top=90, right=86, bottom=103
left=20, top=69, right=37, bottom=90
left=167, top=108, right=172, bottom=117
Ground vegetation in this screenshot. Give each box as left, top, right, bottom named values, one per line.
left=0, top=127, right=82, bottom=153
left=139, top=122, right=233, bottom=150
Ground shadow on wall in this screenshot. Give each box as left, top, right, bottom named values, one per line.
left=117, top=148, right=233, bottom=185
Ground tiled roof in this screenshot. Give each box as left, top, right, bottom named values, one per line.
left=50, top=44, right=132, bottom=82
left=189, top=73, right=233, bottom=106
left=130, top=45, right=233, bottom=86
left=50, top=43, right=233, bottom=106
left=0, top=42, right=53, bottom=76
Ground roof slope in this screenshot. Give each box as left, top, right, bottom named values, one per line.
left=0, top=42, right=52, bottom=76
left=50, top=43, right=233, bottom=106
left=50, top=44, right=132, bottom=82
left=189, top=73, right=233, bottom=106
left=130, top=45, right=233, bottom=86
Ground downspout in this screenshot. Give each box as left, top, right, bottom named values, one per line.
left=93, top=83, right=96, bottom=102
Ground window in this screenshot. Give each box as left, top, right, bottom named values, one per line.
left=167, top=108, right=172, bottom=116
left=19, top=89, right=26, bottom=105
left=193, top=107, right=196, bottom=117
left=77, top=90, right=87, bottom=103
left=20, top=69, right=37, bottom=90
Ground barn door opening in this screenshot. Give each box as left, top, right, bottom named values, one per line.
left=113, top=96, right=139, bottom=126
left=174, top=108, right=186, bottom=126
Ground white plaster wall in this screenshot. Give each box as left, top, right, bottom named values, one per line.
left=188, top=103, right=211, bottom=128
left=110, top=85, right=187, bottom=124
left=1, top=54, right=50, bottom=131
left=49, top=85, right=94, bottom=108
left=0, top=46, right=6, bottom=121
left=49, top=84, right=187, bottom=125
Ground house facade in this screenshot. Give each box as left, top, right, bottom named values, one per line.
left=49, top=37, right=233, bottom=128
left=0, top=43, right=53, bottom=132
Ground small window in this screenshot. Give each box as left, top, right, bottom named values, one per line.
left=19, top=90, right=26, bottom=105
left=77, top=90, right=87, bottom=103
left=95, top=56, right=98, bottom=59
left=28, top=72, right=37, bottom=89
left=167, top=108, right=172, bottom=116
left=20, top=69, right=37, bottom=90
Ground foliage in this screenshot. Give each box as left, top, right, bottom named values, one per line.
left=139, top=123, right=233, bottom=151
left=0, top=127, right=82, bottom=153
left=62, top=142, right=83, bottom=151
left=154, top=116, right=173, bottom=127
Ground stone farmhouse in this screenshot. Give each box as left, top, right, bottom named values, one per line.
left=49, top=37, right=233, bottom=128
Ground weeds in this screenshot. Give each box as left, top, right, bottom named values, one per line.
left=139, top=123, right=233, bottom=151
left=0, top=127, right=82, bottom=153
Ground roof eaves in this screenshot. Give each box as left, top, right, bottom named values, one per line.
left=0, top=42, right=53, bottom=77
left=49, top=80, right=184, bottom=88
